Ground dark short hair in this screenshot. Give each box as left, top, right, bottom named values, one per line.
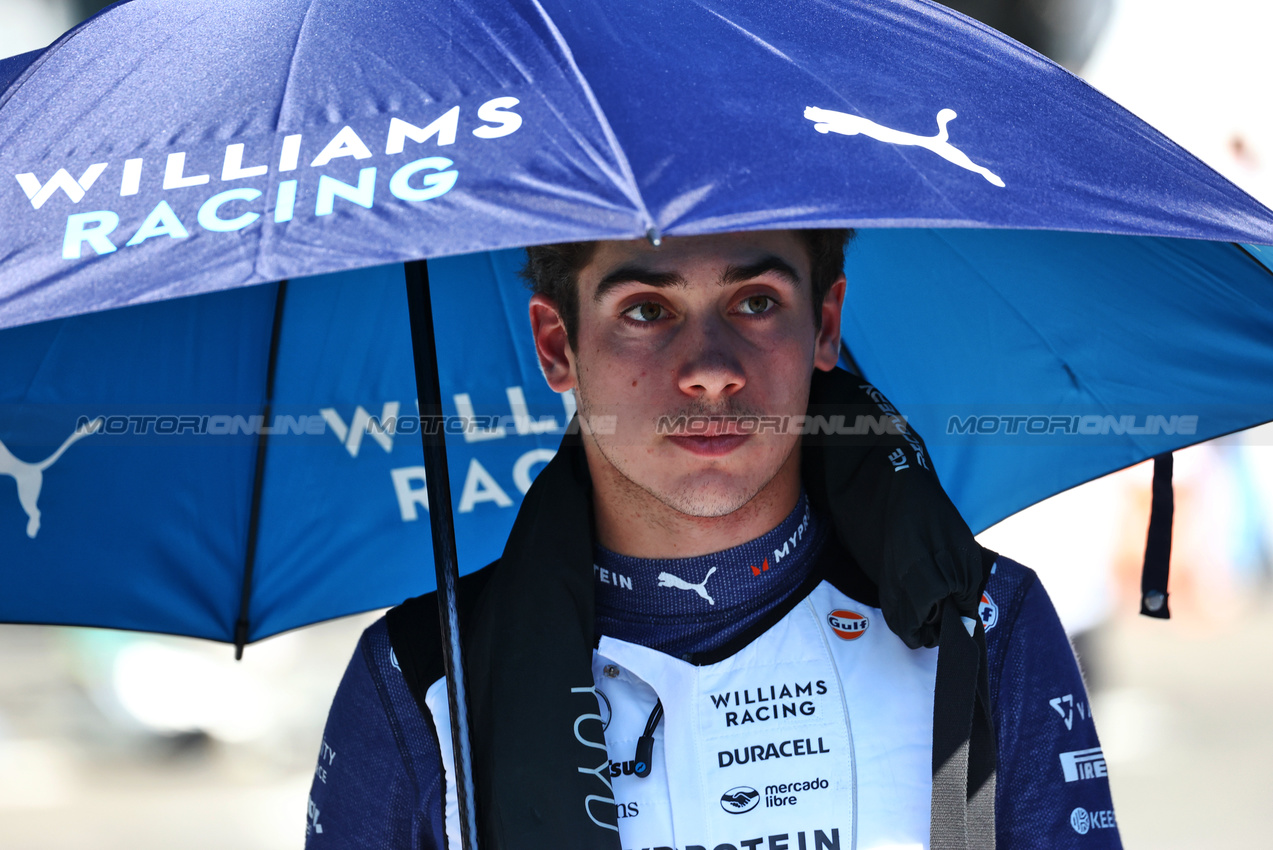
left=521, top=229, right=855, bottom=347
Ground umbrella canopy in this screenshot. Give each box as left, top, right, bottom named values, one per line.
left=3, top=0, right=1272, bottom=329
left=2, top=0, right=1273, bottom=645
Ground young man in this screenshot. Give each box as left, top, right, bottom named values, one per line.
left=306, top=230, right=1120, bottom=849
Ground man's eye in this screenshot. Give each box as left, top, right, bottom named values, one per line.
left=738, top=295, right=776, bottom=315
left=622, top=302, right=667, bottom=322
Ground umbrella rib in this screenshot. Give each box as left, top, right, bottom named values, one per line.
left=926, top=231, right=1185, bottom=464
left=0, top=0, right=125, bottom=110
left=270, top=0, right=322, bottom=137
left=247, top=0, right=322, bottom=283
left=927, top=231, right=1098, bottom=395
left=524, top=0, right=653, bottom=234
left=235, top=279, right=289, bottom=659
left=1235, top=243, right=1273, bottom=280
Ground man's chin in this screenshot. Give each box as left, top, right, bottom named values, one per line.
left=645, top=478, right=764, bottom=519
left=640, top=438, right=800, bottom=519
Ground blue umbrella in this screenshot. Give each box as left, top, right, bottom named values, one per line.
left=3, top=0, right=1272, bottom=636
left=3, top=0, right=1273, bottom=842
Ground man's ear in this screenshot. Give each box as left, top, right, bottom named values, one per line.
left=529, top=293, right=577, bottom=392
left=814, top=274, right=847, bottom=372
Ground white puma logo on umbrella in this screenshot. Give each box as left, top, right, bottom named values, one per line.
left=0, top=418, right=103, bottom=538
left=805, top=105, right=1005, bottom=187
left=657, top=566, right=718, bottom=605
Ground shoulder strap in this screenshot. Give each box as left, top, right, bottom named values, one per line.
left=930, top=547, right=999, bottom=850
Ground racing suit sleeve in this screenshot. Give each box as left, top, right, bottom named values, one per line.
left=989, top=561, right=1122, bottom=848
left=305, top=618, right=447, bottom=850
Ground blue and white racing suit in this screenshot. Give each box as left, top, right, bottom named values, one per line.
left=306, top=542, right=1119, bottom=848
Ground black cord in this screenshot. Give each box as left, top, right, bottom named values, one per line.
left=634, top=700, right=662, bottom=778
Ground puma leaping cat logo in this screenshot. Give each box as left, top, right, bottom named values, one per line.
left=657, top=566, right=718, bottom=605
left=0, top=418, right=103, bottom=538
left=805, top=105, right=1005, bottom=187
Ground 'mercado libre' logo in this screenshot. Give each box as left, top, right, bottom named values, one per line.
left=805, top=105, right=1005, bottom=187
left=720, top=786, right=760, bottom=814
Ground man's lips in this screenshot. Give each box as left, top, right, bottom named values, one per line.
left=665, top=433, right=751, bottom=457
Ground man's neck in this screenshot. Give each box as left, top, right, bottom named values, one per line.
left=588, top=442, right=803, bottom=559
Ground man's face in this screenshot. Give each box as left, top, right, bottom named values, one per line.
left=530, top=230, right=845, bottom=519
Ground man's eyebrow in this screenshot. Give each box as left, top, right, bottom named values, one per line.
left=721, top=256, right=802, bottom=288
left=593, top=266, right=687, bottom=302
left=592, top=254, right=801, bottom=302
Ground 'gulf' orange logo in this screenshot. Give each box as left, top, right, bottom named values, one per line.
left=827, top=609, right=869, bottom=640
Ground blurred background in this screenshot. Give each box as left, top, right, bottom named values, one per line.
left=2, top=0, right=1272, bottom=846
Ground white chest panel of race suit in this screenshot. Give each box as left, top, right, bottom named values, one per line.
left=426, top=581, right=937, bottom=850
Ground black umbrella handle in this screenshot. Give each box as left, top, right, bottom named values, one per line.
left=405, top=259, right=480, bottom=850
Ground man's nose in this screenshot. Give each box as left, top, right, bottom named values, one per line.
left=676, top=321, right=746, bottom=400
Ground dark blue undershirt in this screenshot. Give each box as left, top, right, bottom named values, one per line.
left=593, top=491, right=828, bottom=658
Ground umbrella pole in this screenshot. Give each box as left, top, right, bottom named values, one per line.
left=404, top=259, right=480, bottom=850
